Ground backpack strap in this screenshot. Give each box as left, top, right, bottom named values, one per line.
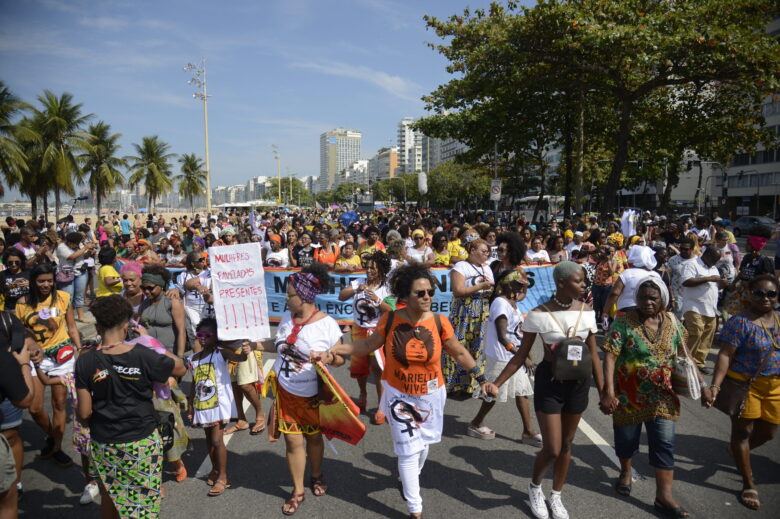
left=383, top=311, right=395, bottom=337
left=434, top=313, right=442, bottom=338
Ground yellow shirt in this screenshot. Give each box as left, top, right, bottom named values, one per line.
left=97, top=264, right=123, bottom=297
left=448, top=240, right=467, bottom=263
left=16, top=291, right=72, bottom=351
left=336, top=254, right=362, bottom=270
left=432, top=249, right=451, bottom=266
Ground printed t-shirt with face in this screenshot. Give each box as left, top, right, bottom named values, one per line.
left=485, top=297, right=524, bottom=362
left=352, top=281, right=390, bottom=329
left=272, top=312, right=343, bottom=397
left=296, top=247, right=315, bottom=268
left=15, top=290, right=72, bottom=352
left=379, top=312, right=455, bottom=395
left=74, top=345, right=174, bottom=443
left=336, top=253, right=362, bottom=270
left=188, top=349, right=236, bottom=426
left=451, top=259, right=495, bottom=289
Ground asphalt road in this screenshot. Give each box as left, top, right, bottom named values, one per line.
left=13, top=325, right=780, bottom=519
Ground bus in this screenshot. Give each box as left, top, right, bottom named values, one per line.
left=513, top=195, right=565, bottom=223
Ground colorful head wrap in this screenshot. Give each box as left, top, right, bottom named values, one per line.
left=290, top=271, right=322, bottom=303
left=607, top=232, right=624, bottom=247
left=564, top=230, right=574, bottom=239
left=193, top=236, right=206, bottom=249
left=628, top=245, right=657, bottom=270
left=220, top=226, right=235, bottom=237
left=635, top=274, right=670, bottom=309
left=269, top=234, right=282, bottom=244
left=747, top=235, right=768, bottom=252
left=137, top=239, right=151, bottom=247
left=499, top=269, right=529, bottom=287
left=629, top=235, right=642, bottom=246
left=412, top=229, right=425, bottom=238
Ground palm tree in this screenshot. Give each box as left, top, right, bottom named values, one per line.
left=0, top=81, right=37, bottom=196
left=15, top=116, right=46, bottom=217
left=33, top=90, right=93, bottom=221
left=175, top=153, right=206, bottom=215
left=126, top=136, right=175, bottom=211
left=79, top=121, right=127, bottom=220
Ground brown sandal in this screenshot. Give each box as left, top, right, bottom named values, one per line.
left=206, top=470, right=218, bottom=486
left=282, top=493, right=305, bottom=515
left=310, top=474, right=328, bottom=496
left=207, top=479, right=230, bottom=497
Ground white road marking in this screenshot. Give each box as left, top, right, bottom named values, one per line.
left=578, top=417, right=644, bottom=481
left=194, top=358, right=276, bottom=478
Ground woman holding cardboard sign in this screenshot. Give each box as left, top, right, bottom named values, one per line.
left=254, top=263, right=345, bottom=516
left=323, top=263, right=488, bottom=519
left=484, top=261, right=604, bottom=519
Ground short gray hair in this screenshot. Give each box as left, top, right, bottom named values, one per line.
left=553, top=261, right=583, bottom=284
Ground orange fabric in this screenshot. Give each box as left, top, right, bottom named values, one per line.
left=314, top=244, right=340, bottom=265
left=379, top=312, right=455, bottom=395
left=276, top=384, right=320, bottom=435
left=350, top=326, right=374, bottom=378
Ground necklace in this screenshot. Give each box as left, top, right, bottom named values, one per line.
left=552, top=293, right=572, bottom=308
left=759, top=313, right=780, bottom=351
left=640, top=313, right=664, bottom=344
left=100, top=341, right=125, bottom=351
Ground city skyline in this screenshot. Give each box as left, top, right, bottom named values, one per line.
left=0, top=0, right=503, bottom=201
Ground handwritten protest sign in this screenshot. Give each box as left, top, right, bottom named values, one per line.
left=209, top=242, right=270, bottom=340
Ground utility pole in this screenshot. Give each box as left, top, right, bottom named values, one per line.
left=183, top=58, right=212, bottom=213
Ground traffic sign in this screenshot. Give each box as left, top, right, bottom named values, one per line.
left=490, top=179, right=502, bottom=201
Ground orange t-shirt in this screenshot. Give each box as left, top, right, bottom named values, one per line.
left=378, top=312, right=454, bottom=395
left=314, top=244, right=340, bottom=265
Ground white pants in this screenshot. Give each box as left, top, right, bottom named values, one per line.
left=398, top=445, right=429, bottom=514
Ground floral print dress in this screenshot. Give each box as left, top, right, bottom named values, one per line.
left=603, top=312, right=686, bottom=426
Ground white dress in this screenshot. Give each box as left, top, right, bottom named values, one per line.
left=189, top=349, right=236, bottom=426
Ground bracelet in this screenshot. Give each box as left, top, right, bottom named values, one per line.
left=711, top=385, right=720, bottom=392
left=468, top=366, right=480, bottom=378
left=475, top=374, right=487, bottom=385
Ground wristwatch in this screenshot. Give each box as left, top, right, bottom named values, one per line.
left=699, top=380, right=709, bottom=389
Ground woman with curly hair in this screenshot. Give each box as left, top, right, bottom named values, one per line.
left=490, top=232, right=527, bottom=279
left=324, top=263, right=487, bottom=518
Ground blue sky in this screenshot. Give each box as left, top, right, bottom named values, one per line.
left=0, top=0, right=505, bottom=199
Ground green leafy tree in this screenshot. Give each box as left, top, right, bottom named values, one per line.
left=175, top=153, right=207, bottom=214
left=419, top=0, right=780, bottom=215
left=426, top=162, right=489, bottom=209
left=265, top=177, right=314, bottom=206
left=79, top=121, right=126, bottom=219
left=15, top=115, right=47, bottom=217
left=0, top=81, right=36, bottom=196
left=33, top=90, right=93, bottom=220
left=126, top=136, right=175, bottom=211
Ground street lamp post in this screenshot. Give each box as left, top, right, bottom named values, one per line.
left=272, top=144, right=281, bottom=204
left=183, top=58, right=212, bottom=214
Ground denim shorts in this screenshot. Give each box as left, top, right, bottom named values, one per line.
left=613, top=417, right=676, bottom=470
left=0, top=399, right=23, bottom=431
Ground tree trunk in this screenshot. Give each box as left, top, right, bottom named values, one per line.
left=563, top=116, right=573, bottom=220
left=54, top=189, right=61, bottom=222
left=603, top=97, right=633, bottom=217
left=693, top=160, right=704, bottom=213
left=532, top=164, right=547, bottom=225
left=96, top=192, right=102, bottom=223
left=42, top=193, right=49, bottom=222
left=574, top=100, right=585, bottom=214
left=30, top=195, right=37, bottom=219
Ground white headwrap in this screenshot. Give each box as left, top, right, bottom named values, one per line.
left=628, top=245, right=657, bottom=270
left=634, top=274, right=669, bottom=308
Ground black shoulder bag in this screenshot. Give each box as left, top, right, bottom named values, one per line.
left=93, top=350, right=175, bottom=451
left=542, top=305, right=592, bottom=381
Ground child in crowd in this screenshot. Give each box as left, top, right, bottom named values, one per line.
left=187, top=318, right=250, bottom=496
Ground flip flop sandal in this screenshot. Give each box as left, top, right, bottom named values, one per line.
left=310, top=474, right=328, bottom=496
left=738, top=489, right=760, bottom=510
left=466, top=424, right=496, bottom=440
left=373, top=411, right=387, bottom=425
left=282, top=493, right=305, bottom=515
left=224, top=422, right=249, bottom=435
left=174, top=465, right=188, bottom=483
left=521, top=433, right=543, bottom=447
left=250, top=422, right=266, bottom=435
left=614, top=478, right=631, bottom=496
left=654, top=500, right=689, bottom=518
left=355, top=394, right=367, bottom=412
left=206, top=470, right=218, bottom=486
left=207, top=480, right=230, bottom=497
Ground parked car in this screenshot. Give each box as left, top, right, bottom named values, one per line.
left=732, top=215, right=775, bottom=237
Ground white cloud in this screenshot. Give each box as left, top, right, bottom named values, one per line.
left=291, top=60, right=420, bottom=101
left=79, top=16, right=128, bottom=30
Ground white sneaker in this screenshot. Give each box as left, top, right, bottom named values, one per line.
left=80, top=482, right=99, bottom=505
left=549, top=492, right=569, bottom=519
left=527, top=483, right=549, bottom=519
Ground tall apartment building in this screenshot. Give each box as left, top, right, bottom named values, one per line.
left=245, top=176, right=269, bottom=201
left=318, top=128, right=362, bottom=192
left=368, top=147, right=399, bottom=182
left=397, top=117, right=421, bottom=174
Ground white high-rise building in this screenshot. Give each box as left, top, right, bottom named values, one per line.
left=397, top=117, right=421, bottom=175
left=319, top=128, right=362, bottom=192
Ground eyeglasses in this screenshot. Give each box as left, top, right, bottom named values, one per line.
left=195, top=331, right=216, bottom=339
left=413, top=289, right=435, bottom=298
left=478, top=248, right=490, bottom=254
left=5, top=260, right=20, bottom=266
left=751, top=289, right=778, bottom=299
left=140, top=285, right=158, bottom=292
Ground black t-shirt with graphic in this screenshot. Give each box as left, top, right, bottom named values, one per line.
left=75, top=345, right=174, bottom=443
left=1, top=270, right=30, bottom=311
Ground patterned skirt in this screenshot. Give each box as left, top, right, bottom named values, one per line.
left=443, top=294, right=489, bottom=394
left=89, top=432, right=163, bottom=519
left=276, top=384, right=321, bottom=435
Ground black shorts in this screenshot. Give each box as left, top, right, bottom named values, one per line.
left=533, top=360, right=590, bottom=415
left=774, top=256, right=780, bottom=270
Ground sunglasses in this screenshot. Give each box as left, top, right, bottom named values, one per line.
left=5, top=260, right=21, bottom=265
left=196, top=258, right=206, bottom=263
left=414, top=236, right=424, bottom=240
left=413, top=289, right=435, bottom=298
left=195, top=331, right=216, bottom=339
left=751, top=289, right=778, bottom=299
left=140, top=285, right=158, bottom=292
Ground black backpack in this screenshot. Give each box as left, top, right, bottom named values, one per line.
left=542, top=305, right=592, bottom=382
